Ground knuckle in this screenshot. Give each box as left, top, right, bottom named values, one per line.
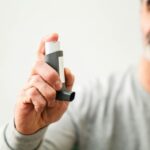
left=35, top=105, right=43, bottom=112
left=32, top=75, right=41, bottom=83
left=46, top=70, right=58, bottom=83
left=39, top=100, right=46, bottom=108
left=33, top=97, right=46, bottom=112
left=29, top=87, right=38, bottom=97
left=49, top=89, right=56, bottom=99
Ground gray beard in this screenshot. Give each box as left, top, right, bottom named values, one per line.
left=143, top=45, right=150, bottom=60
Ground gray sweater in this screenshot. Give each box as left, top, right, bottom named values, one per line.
left=1, top=66, right=150, bottom=150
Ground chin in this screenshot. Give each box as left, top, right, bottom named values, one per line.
left=143, top=43, right=150, bottom=60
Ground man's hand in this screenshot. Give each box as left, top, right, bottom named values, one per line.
left=14, top=33, right=75, bottom=135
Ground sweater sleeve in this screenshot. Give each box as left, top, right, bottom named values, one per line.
left=0, top=119, right=47, bottom=150
left=0, top=111, right=77, bottom=150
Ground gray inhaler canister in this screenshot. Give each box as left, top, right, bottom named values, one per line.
left=45, top=41, right=75, bottom=101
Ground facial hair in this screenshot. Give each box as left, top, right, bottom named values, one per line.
left=143, top=32, right=150, bottom=60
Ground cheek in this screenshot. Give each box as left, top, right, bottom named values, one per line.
left=141, top=10, right=150, bottom=39
left=142, top=20, right=150, bottom=38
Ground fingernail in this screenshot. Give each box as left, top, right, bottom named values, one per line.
left=54, top=80, right=62, bottom=90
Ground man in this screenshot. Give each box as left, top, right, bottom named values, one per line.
left=1, top=0, right=150, bottom=150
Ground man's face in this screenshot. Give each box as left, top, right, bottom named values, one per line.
left=141, top=0, right=150, bottom=46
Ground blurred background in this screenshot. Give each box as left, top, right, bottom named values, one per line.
left=0, top=0, right=141, bottom=126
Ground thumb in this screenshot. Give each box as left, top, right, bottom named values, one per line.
left=37, top=33, right=59, bottom=60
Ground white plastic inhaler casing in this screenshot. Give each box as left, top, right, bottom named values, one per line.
left=45, top=41, right=75, bottom=101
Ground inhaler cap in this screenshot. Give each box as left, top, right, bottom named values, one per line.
left=45, top=41, right=60, bottom=54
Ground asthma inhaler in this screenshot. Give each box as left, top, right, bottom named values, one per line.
left=45, top=41, right=75, bottom=101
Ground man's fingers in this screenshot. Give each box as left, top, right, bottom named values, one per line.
left=37, top=33, right=59, bottom=60
left=31, top=60, right=62, bottom=91
left=64, top=68, right=75, bottom=91
left=24, top=87, right=47, bottom=113
left=28, top=75, right=56, bottom=107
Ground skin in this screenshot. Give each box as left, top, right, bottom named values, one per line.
left=139, top=0, right=150, bottom=93
left=15, top=33, right=75, bottom=134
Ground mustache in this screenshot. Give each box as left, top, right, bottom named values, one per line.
left=146, top=32, right=150, bottom=44
left=143, top=40, right=150, bottom=60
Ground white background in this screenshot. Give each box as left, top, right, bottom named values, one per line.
left=0, top=0, right=142, bottom=126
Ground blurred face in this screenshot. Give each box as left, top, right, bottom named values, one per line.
left=141, top=0, right=150, bottom=46
left=141, top=0, right=150, bottom=59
